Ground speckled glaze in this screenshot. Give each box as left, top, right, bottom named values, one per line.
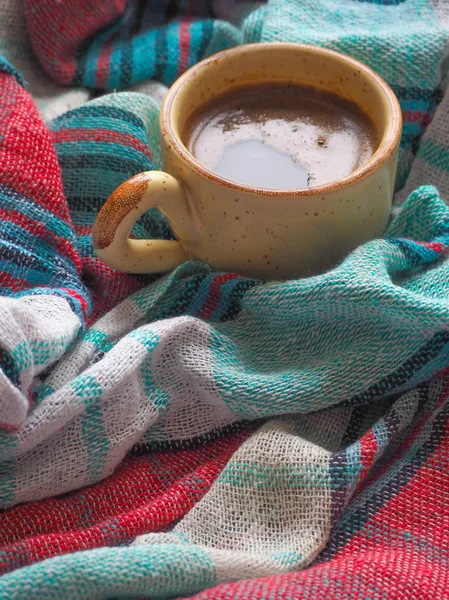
left=93, top=43, right=402, bottom=279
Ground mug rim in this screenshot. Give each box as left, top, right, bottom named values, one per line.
left=161, top=42, right=402, bottom=197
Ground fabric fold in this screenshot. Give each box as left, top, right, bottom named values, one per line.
left=2, top=1, right=449, bottom=598
left=0, top=69, right=89, bottom=429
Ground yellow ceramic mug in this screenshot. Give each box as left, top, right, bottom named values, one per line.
left=93, top=43, right=402, bottom=280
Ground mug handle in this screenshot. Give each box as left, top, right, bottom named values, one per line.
left=92, top=171, right=188, bottom=273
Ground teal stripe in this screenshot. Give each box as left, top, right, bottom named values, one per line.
left=38, top=384, right=55, bottom=401
left=0, top=259, right=80, bottom=288
left=402, top=121, right=423, bottom=137
left=418, top=138, right=449, bottom=171
left=345, top=439, right=363, bottom=488
left=83, top=328, right=108, bottom=348
left=131, top=328, right=170, bottom=437
left=105, top=42, right=125, bottom=90
left=125, top=30, right=159, bottom=86
left=162, top=23, right=180, bottom=84
left=53, top=116, right=145, bottom=139
left=10, top=340, right=32, bottom=373
left=55, top=141, right=151, bottom=165
left=186, top=273, right=216, bottom=315
left=211, top=278, right=245, bottom=320
left=76, top=237, right=93, bottom=256
left=270, top=550, right=304, bottom=567
left=62, top=168, right=132, bottom=197
left=71, top=374, right=108, bottom=481
left=83, top=24, right=120, bottom=87
left=29, top=339, right=73, bottom=367
left=0, top=192, right=75, bottom=240
left=372, top=420, right=388, bottom=457
left=72, top=210, right=98, bottom=226
left=81, top=404, right=109, bottom=481
left=0, top=544, right=217, bottom=599
left=1, top=222, right=77, bottom=267
left=401, top=99, right=434, bottom=112
left=219, top=462, right=330, bottom=488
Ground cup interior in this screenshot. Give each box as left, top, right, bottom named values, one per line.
left=162, top=43, right=402, bottom=194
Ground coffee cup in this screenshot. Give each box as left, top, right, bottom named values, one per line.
left=93, top=42, right=402, bottom=280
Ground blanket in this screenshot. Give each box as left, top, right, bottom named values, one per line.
left=1, top=1, right=449, bottom=598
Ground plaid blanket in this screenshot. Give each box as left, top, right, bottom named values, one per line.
left=1, top=1, right=449, bottom=598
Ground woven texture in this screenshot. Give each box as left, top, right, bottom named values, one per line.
left=2, top=1, right=449, bottom=599
left=0, top=0, right=90, bottom=120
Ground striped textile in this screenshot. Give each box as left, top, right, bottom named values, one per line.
left=50, top=92, right=172, bottom=324
left=21, top=0, right=449, bottom=187
left=0, top=425, right=252, bottom=575
left=23, top=0, right=242, bottom=89
left=2, top=1, right=449, bottom=599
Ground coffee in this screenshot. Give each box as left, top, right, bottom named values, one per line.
left=183, top=82, right=379, bottom=189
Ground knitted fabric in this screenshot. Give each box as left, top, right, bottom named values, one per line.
left=2, top=1, right=449, bottom=599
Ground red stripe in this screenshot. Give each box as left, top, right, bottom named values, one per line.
left=336, top=407, right=449, bottom=563
left=403, top=110, right=432, bottom=127
left=0, top=422, right=20, bottom=432
left=95, top=42, right=114, bottom=88
left=358, top=429, right=377, bottom=482
left=415, top=241, right=446, bottom=253
left=62, top=288, right=89, bottom=318
left=0, top=272, right=32, bottom=293
left=433, top=365, right=449, bottom=380
left=197, top=547, right=445, bottom=600
left=52, top=128, right=153, bottom=161
left=187, top=389, right=449, bottom=600
left=0, top=429, right=249, bottom=573
left=74, top=224, right=92, bottom=236
left=176, top=18, right=192, bottom=78
left=198, top=274, right=239, bottom=321
left=356, top=374, right=449, bottom=497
